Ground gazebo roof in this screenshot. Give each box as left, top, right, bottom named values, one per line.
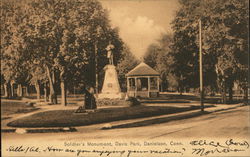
left=126, top=62, right=160, bottom=77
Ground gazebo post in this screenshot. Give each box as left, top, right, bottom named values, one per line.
left=135, top=77, right=137, bottom=97
left=127, top=77, right=130, bottom=95
left=157, top=77, right=160, bottom=91
left=148, top=76, right=150, bottom=97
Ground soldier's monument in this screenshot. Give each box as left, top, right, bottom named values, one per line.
left=98, top=43, right=122, bottom=99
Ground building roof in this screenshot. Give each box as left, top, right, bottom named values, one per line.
left=126, top=62, right=160, bottom=77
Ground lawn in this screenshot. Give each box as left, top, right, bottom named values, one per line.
left=7, top=105, right=202, bottom=128
left=1, top=101, right=39, bottom=117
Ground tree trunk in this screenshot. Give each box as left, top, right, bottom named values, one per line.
left=44, top=83, right=49, bottom=102
left=4, top=82, right=12, bottom=98
left=46, top=65, right=57, bottom=104
left=17, top=84, right=23, bottom=97
left=10, top=82, right=15, bottom=98
left=179, top=86, right=183, bottom=95
left=35, top=81, right=41, bottom=100
left=179, top=75, right=183, bottom=95
left=221, top=82, right=227, bottom=104
left=17, top=84, right=20, bottom=97
left=8, top=83, right=12, bottom=98
left=20, top=84, right=23, bottom=97
left=228, top=82, right=233, bottom=103
left=52, top=71, right=58, bottom=104
left=25, top=86, right=30, bottom=96
left=243, top=87, right=248, bottom=103
left=4, top=83, right=8, bottom=97
left=60, top=80, right=67, bottom=106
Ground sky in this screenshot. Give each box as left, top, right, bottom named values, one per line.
left=100, top=0, right=180, bottom=59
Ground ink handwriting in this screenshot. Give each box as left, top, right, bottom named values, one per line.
left=5, top=139, right=249, bottom=157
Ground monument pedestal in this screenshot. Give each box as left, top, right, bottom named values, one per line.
left=98, top=65, right=122, bottom=99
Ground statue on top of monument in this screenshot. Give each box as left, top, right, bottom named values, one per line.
left=105, top=42, right=114, bottom=65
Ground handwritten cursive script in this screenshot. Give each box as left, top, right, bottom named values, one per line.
left=190, top=139, right=249, bottom=156
left=4, top=139, right=249, bottom=157
left=192, top=148, right=245, bottom=156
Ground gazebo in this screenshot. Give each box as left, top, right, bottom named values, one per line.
left=126, top=62, right=160, bottom=98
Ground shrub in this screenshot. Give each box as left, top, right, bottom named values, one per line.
left=127, top=97, right=141, bottom=107
left=97, top=99, right=130, bottom=106
left=96, top=97, right=141, bottom=107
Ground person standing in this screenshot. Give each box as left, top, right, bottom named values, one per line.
left=84, top=86, right=96, bottom=109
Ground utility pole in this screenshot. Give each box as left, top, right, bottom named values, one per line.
left=199, top=19, right=204, bottom=112
left=95, top=41, right=98, bottom=96
left=95, top=26, right=102, bottom=96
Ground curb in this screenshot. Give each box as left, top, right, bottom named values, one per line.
left=1, top=127, right=77, bottom=134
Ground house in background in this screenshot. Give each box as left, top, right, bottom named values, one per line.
left=126, top=62, right=160, bottom=98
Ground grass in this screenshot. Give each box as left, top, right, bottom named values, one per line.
left=142, top=93, right=245, bottom=104
left=7, top=105, right=201, bottom=128
left=1, top=101, right=38, bottom=117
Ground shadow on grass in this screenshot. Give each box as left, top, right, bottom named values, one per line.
left=1, top=117, right=12, bottom=120
left=7, top=105, right=213, bottom=128
left=104, top=111, right=211, bottom=129
left=1, top=97, right=23, bottom=100
left=1, top=101, right=40, bottom=116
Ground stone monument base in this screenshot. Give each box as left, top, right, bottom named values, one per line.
left=98, top=93, right=122, bottom=99
left=99, top=64, right=122, bottom=99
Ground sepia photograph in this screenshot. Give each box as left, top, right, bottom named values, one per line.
left=1, top=0, right=249, bottom=156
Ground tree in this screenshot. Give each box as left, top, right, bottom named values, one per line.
left=51, top=0, right=124, bottom=104
left=28, top=65, right=47, bottom=100
left=171, top=0, right=248, bottom=102
left=144, top=33, right=175, bottom=91
left=117, top=44, right=139, bottom=91
left=144, top=44, right=161, bottom=68
left=202, top=0, right=248, bottom=103
left=1, top=0, right=125, bottom=106
left=1, top=0, right=30, bottom=98
left=171, top=0, right=201, bottom=93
